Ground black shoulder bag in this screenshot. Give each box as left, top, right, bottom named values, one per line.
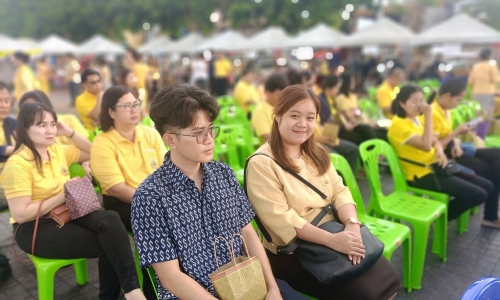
left=244, top=153, right=384, bottom=284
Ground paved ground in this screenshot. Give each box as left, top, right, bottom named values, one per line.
left=1, top=89, right=499, bottom=299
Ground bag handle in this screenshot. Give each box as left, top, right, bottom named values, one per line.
left=12, top=200, right=44, bottom=262
left=230, top=233, right=251, bottom=258
left=212, top=236, right=236, bottom=272
left=244, top=152, right=336, bottom=254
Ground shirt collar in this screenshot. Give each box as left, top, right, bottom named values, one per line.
left=161, top=152, right=215, bottom=189
left=106, top=125, right=146, bottom=144
left=17, top=144, right=57, bottom=163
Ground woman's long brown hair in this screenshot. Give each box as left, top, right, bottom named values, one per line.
left=270, top=84, right=330, bottom=175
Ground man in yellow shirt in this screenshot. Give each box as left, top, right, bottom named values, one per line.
left=251, top=73, right=288, bottom=143
left=75, top=69, right=102, bottom=131
left=212, top=52, right=232, bottom=96
left=12, top=51, right=36, bottom=103
left=234, top=67, right=260, bottom=113
left=376, top=67, right=405, bottom=119
left=123, top=48, right=150, bottom=109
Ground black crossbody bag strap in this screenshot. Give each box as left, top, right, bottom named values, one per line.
left=397, top=156, right=442, bottom=191
left=244, top=152, right=336, bottom=254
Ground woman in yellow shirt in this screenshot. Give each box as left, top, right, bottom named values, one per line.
left=19, top=90, right=92, bottom=178
left=388, top=84, right=489, bottom=222
left=36, top=56, right=53, bottom=96
left=468, top=48, right=499, bottom=139
left=429, top=79, right=500, bottom=228
left=336, top=73, right=382, bottom=145
left=12, top=52, right=35, bottom=102
left=246, top=84, right=400, bottom=300
left=1, top=103, right=146, bottom=300
left=91, top=86, right=166, bottom=299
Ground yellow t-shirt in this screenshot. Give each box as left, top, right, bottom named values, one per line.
left=75, top=91, right=98, bottom=131
left=376, top=81, right=397, bottom=119
left=251, top=101, right=274, bottom=139
left=429, top=102, right=452, bottom=140
left=387, top=117, right=435, bottom=181
left=234, top=79, right=260, bottom=112
left=90, top=124, right=167, bottom=194
left=469, top=61, right=498, bottom=94
left=335, top=93, right=358, bottom=112
left=246, top=143, right=355, bottom=251
left=0, top=144, right=80, bottom=222
left=56, top=114, right=89, bottom=145
left=214, top=58, right=232, bottom=78
left=326, top=95, right=338, bottom=121
left=13, top=64, right=36, bottom=101
left=133, top=63, right=150, bottom=107
left=0, top=120, right=5, bottom=168
left=36, top=62, right=51, bottom=95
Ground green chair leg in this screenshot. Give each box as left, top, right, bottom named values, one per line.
left=299, top=292, right=318, bottom=300
left=402, top=235, right=412, bottom=292
left=456, top=209, right=471, bottom=234
left=147, top=267, right=159, bottom=300
left=471, top=206, right=479, bottom=214
left=410, top=223, right=432, bottom=290
left=30, top=256, right=88, bottom=300
left=128, top=232, right=144, bottom=290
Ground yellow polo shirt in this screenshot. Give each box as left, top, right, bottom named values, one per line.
left=0, top=120, right=5, bottom=168
left=377, top=81, right=397, bottom=119
left=133, top=63, right=150, bottom=108
left=90, top=124, right=167, bottom=194
left=428, top=102, right=452, bottom=140
left=469, top=61, right=498, bottom=94
left=75, top=91, right=98, bottom=131
left=234, top=79, right=260, bottom=112
left=56, top=114, right=89, bottom=145
left=336, top=93, right=358, bottom=112
left=251, top=101, right=274, bottom=139
left=0, top=144, right=80, bottom=223
left=13, top=64, right=36, bottom=101
left=326, top=95, right=338, bottom=120
left=388, top=117, right=435, bottom=181
left=214, top=58, right=232, bottom=78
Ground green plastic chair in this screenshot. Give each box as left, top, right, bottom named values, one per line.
left=217, top=95, right=236, bottom=107
left=86, top=129, right=95, bottom=143
left=141, top=116, right=155, bottom=127
left=128, top=232, right=144, bottom=291
left=330, top=153, right=412, bottom=292
left=218, top=106, right=259, bottom=157
left=147, top=267, right=159, bottom=299
left=214, top=125, right=245, bottom=185
left=68, top=163, right=101, bottom=193
left=359, top=139, right=447, bottom=290
left=30, top=256, right=88, bottom=300
left=367, top=86, right=378, bottom=102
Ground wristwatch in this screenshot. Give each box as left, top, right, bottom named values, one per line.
left=343, top=217, right=362, bottom=227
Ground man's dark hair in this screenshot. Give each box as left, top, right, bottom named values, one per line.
left=480, top=48, right=492, bottom=60
left=0, top=81, right=9, bottom=92
left=14, top=51, right=29, bottom=63
left=150, top=84, right=220, bottom=136
left=264, top=73, right=288, bottom=93
left=100, top=86, right=135, bottom=132
left=387, top=66, right=404, bottom=77
left=321, top=75, right=340, bottom=90
left=80, top=68, right=101, bottom=83
left=126, top=47, right=141, bottom=62
left=439, top=78, right=467, bottom=97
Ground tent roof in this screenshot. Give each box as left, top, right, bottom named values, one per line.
left=286, top=23, right=346, bottom=48
left=412, top=13, right=500, bottom=45
left=340, top=17, right=415, bottom=47
left=138, top=36, right=172, bottom=53
left=38, top=34, right=78, bottom=54
left=78, top=34, right=125, bottom=55
left=195, top=30, right=248, bottom=51
left=165, top=32, right=206, bottom=53
left=233, top=27, right=294, bottom=50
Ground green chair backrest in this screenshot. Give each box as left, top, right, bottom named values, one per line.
left=215, top=124, right=243, bottom=169
left=217, top=95, right=236, bottom=107
left=329, top=154, right=367, bottom=215
left=218, top=106, right=249, bottom=126
left=359, top=139, right=410, bottom=201
left=142, top=116, right=155, bottom=127
left=87, top=129, right=95, bottom=143
left=451, top=108, right=466, bottom=130
left=367, top=86, right=378, bottom=102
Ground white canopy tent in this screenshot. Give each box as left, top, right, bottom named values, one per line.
left=195, top=30, right=248, bottom=51
left=340, top=17, right=415, bottom=47
left=286, top=23, right=346, bottom=48
left=0, top=35, right=18, bottom=51
left=38, top=34, right=78, bottom=54
left=412, top=13, right=500, bottom=45
left=233, top=27, right=294, bottom=50
left=138, top=36, right=172, bottom=53
left=164, top=32, right=205, bottom=53
left=77, top=34, right=125, bottom=55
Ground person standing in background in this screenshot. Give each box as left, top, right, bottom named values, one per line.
left=123, top=48, right=150, bottom=110
left=94, top=57, right=112, bottom=90
left=376, top=67, right=406, bottom=119
left=234, top=67, right=260, bottom=113
left=468, top=48, right=499, bottom=139
left=12, top=52, right=36, bottom=104
left=212, top=52, right=232, bottom=97
left=64, top=53, right=81, bottom=107
left=36, top=56, right=53, bottom=96
left=191, top=53, right=208, bottom=91
left=75, top=69, right=103, bottom=131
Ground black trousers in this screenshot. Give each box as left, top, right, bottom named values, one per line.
left=103, top=195, right=156, bottom=300
left=15, top=210, right=140, bottom=300
left=338, top=124, right=378, bottom=146
left=408, top=173, right=492, bottom=221
left=267, top=250, right=401, bottom=300
left=456, top=148, right=500, bottom=221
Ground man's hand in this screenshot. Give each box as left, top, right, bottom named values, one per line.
left=451, top=141, right=463, bottom=158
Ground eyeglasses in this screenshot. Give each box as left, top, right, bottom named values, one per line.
left=169, top=126, right=220, bottom=144
left=87, top=79, right=101, bottom=85
left=114, top=100, right=142, bottom=112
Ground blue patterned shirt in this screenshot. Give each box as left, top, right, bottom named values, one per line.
left=131, top=152, right=255, bottom=299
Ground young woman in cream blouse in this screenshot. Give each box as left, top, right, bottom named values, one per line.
left=246, top=84, right=401, bottom=300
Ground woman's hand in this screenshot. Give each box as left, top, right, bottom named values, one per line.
left=436, top=148, right=448, bottom=168
left=327, top=231, right=365, bottom=263
left=265, top=286, right=283, bottom=300
left=420, top=102, right=432, bottom=116
left=56, top=121, right=72, bottom=137
left=344, top=224, right=364, bottom=265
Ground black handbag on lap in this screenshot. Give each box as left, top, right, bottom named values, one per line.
left=244, top=153, right=384, bottom=284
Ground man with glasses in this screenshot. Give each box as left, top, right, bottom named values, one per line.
left=131, top=84, right=306, bottom=300
left=75, top=68, right=103, bottom=131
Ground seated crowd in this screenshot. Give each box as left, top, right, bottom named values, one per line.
left=0, top=50, right=499, bottom=300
